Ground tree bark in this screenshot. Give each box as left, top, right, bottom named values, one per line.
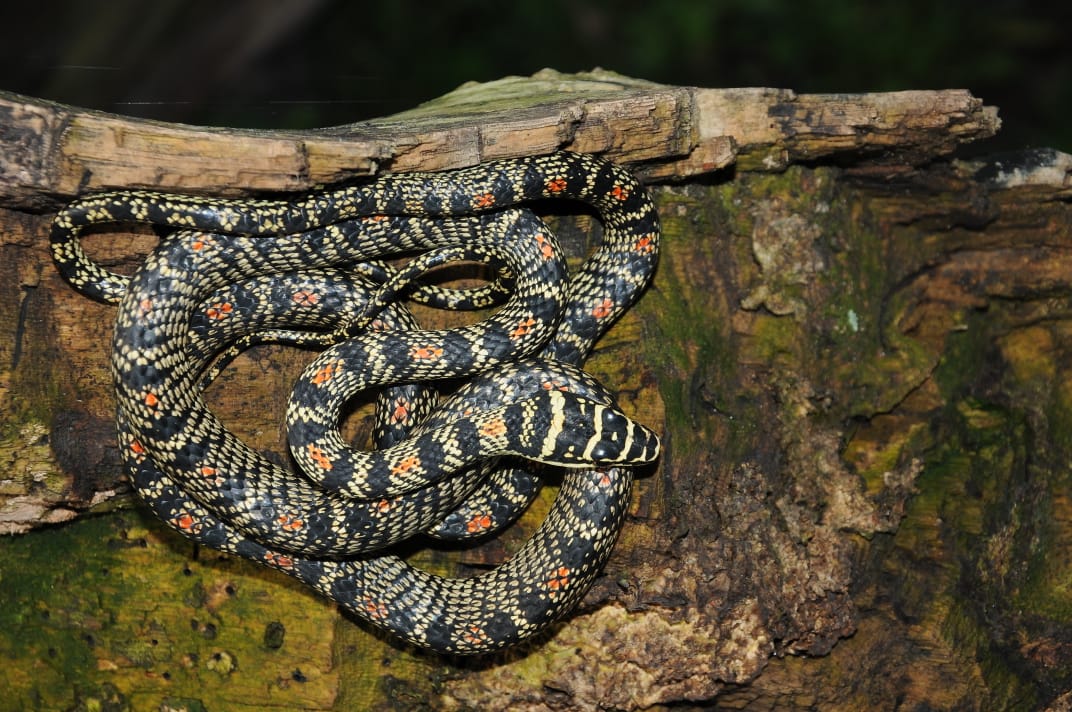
left=2, top=68, right=1070, bottom=710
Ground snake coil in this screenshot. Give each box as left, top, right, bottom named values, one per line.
left=52, top=151, right=661, bottom=654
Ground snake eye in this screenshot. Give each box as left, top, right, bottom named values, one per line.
left=589, top=441, right=616, bottom=461
left=601, top=408, right=623, bottom=426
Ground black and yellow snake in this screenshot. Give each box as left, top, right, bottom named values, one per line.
left=51, top=152, right=661, bottom=653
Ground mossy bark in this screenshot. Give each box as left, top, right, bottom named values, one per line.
left=1, top=73, right=1070, bottom=710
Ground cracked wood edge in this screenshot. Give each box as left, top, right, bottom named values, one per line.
left=0, top=69, right=998, bottom=210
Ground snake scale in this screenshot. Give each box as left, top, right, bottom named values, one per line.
left=51, top=151, right=661, bottom=654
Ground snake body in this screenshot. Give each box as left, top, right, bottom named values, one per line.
left=51, top=152, right=661, bottom=653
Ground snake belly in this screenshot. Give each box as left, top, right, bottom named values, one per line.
left=51, top=152, right=662, bottom=653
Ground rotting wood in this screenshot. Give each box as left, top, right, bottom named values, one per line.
left=0, top=68, right=997, bottom=208
left=0, top=70, right=1001, bottom=534
left=2, top=69, right=1071, bottom=710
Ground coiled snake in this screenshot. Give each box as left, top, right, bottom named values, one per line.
left=51, top=151, right=661, bottom=654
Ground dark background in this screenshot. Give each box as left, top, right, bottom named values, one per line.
left=1, top=0, right=1069, bottom=153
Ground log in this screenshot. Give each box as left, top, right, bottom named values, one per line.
left=2, top=68, right=1070, bottom=710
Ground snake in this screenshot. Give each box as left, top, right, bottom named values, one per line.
left=51, top=151, right=662, bottom=653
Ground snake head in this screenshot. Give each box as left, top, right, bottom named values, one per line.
left=523, top=390, right=661, bottom=468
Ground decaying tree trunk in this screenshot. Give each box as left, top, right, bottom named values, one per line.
left=1, top=68, right=1070, bottom=710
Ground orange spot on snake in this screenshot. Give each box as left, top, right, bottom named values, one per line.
left=591, top=298, right=614, bottom=319
left=312, top=360, right=342, bottom=385
left=277, top=513, right=305, bottom=531
left=546, top=177, right=567, bottom=193
left=306, top=444, right=333, bottom=471
left=173, top=512, right=197, bottom=531
left=363, top=595, right=389, bottom=619
left=546, top=566, right=571, bottom=595
left=534, top=232, right=555, bottom=259
left=292, top=290, right=320, bottom=305
left=466, top=513, right=493, bottom=533
left=510, top=317, right=538, bottom=339
left=480, top=418, right=507, bottom=438
left=206, top=302, right=233, bottom=320
left=263, top=551, right=294, bottom=569
left=391, top=455, right=421, bottom=477
left=634, top=234, right=655, bottom=253
left=391, top=398, right=411, bottom=424
left=463, top=625, right=489, bottom=645
left=410, top=345, right=443, bottom=361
